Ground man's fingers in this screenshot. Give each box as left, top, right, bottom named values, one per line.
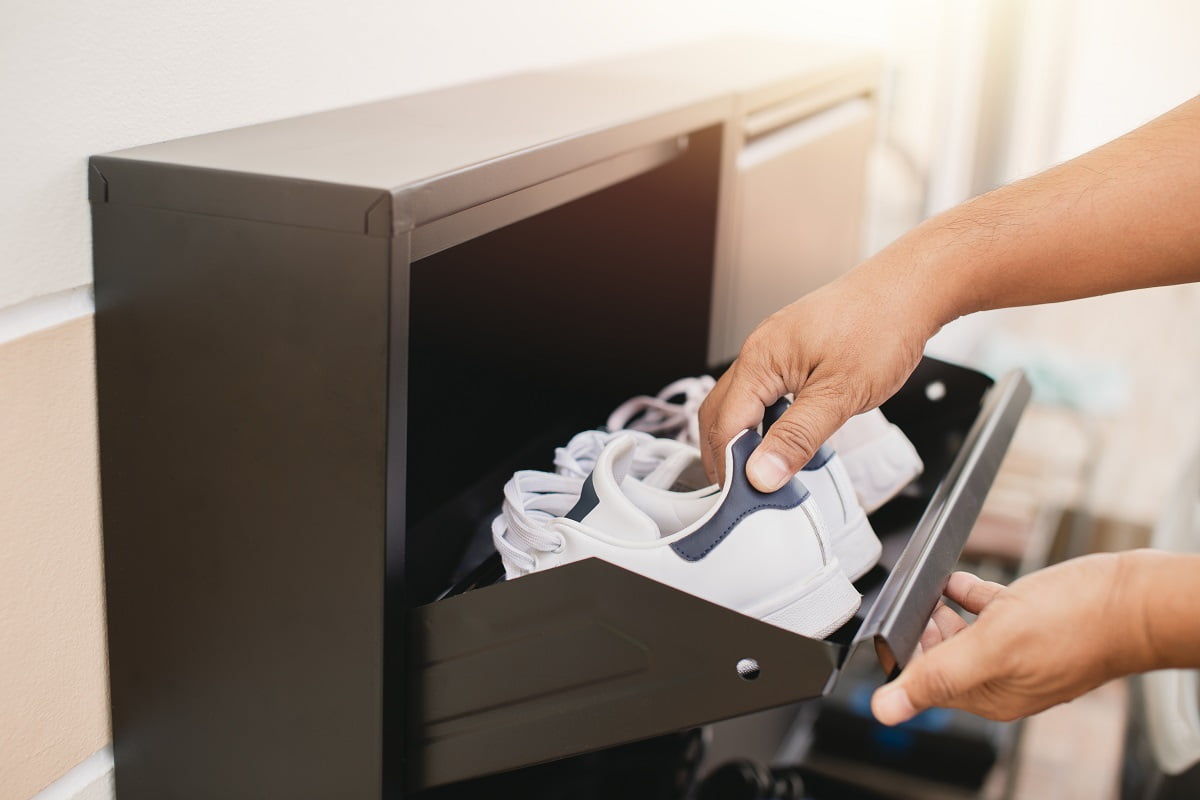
left=931, top=602, right=969, bottom=642
left=914, top=605, right=968, bottom=675
left=918, top=617, right=944, bottom=653
left=873, top=580, right=1000, bottom=725
left=748, top=382, right=849, bottom=491
left=698, top=367, right=769, bottom=484
left=871, top=630, right=987, bottom=725
left=696, top=375, right=732, bottom=483
left=946, top=571, right=1006, bottom=615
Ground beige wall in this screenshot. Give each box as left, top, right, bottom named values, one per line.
left=0, top=317, right=108, bottom=800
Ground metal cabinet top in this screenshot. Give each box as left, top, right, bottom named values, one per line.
left=90, top=37, right=878, bottom=237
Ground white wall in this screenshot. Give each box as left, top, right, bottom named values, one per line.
left=1055, top=0, right=1200, bottom=161
left=2, top=0, right=712, bottom=309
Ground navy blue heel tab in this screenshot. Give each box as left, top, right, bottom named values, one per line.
left=669, top=429, right=808, bottom=561
left=762, top=398, right=789, bottom=435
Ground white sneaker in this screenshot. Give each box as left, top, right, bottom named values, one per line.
left=493, top=430, right=861, bottom=639
left=608, top=376, right=923, bottom=514
left=607, top=381, right=883, bottom=579
left=605, top=432, right=881, bottom=581
left=606, top=375, right=715, bottom=446
left=826, top=409, right=924, bottom=513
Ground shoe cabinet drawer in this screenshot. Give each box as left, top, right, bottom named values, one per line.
left=409, top=358, right=1031, bottom=790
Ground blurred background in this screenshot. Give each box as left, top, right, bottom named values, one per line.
left=3, top=2, right=1199, bottom=799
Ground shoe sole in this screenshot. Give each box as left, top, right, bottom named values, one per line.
left=831, top=512, right=883, bottom=582
left=753, top=560, right=861, bottom=640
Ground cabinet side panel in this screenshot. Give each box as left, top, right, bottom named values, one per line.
left=93, top=205, right=388, bottom=799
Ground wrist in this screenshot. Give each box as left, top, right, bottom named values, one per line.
left=854, top=214, right=988, bottom=339
left=1107, top=550, right=1161, bottom=676
left=1117, top=549, right=1200, bottom=672
left=908, top=208, right=997, bottom=325
left=843, top=237, right=959, bottom=344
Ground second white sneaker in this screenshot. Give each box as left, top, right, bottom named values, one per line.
left=794, top=444, right=883, bottom=582
left=609, top=376, right=923, bottom=514
left=826, top=408, right=924, bottom=513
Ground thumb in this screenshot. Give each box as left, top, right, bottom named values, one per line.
left=747, top=384, right=848, bottom=492
left=871, top=631, right=986, bottom=726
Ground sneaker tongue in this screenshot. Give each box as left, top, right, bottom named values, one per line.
left=563, top=433, right=660, bottom=542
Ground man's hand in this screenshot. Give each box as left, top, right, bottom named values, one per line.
left=697, top=261, right=942, bottom=489
left=871, top=554, right=1154, bottom=725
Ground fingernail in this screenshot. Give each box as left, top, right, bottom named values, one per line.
left=747, top=450, right=791, bottom=492
left=872, top=685, right=917, bottom=726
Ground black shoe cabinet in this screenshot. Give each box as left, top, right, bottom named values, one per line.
left=90, top=38, right=1028, bottom=799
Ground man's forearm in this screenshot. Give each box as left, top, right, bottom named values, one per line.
left=859, top=95, right=1200, bottom=330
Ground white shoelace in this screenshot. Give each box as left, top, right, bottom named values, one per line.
left=493, top=430, right=660, bottom=575
left=491, top=470, right=579, bottom=575
left=606, top=375, right=715, bottom=447
left=552, top=429, right=660, bottom=479
left=494, top=378, right=718, bottom=576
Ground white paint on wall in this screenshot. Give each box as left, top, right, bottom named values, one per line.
left=923, top=0, right=991, bottom=215
left=30, top=749, right=112, bottom=800
left=1002, top=0, right=1079, bottom=181
left=0, top=0, right=719, bottom=309
left=1054, top=0, right=1200, bottom=162
left=0, top=287, right=93, bottom=346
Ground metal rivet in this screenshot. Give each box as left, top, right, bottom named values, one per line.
left=736, top=658, right=760, bottom=681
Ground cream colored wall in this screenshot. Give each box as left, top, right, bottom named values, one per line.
left=0, top=318, right=107, bottom=800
